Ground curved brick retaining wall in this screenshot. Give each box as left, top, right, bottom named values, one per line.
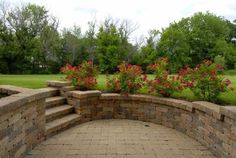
left=0, top=85, right=58, bottom=158
left=1, top=80, right=235, bottom=158
left=66, top=90, right=236, bottom=158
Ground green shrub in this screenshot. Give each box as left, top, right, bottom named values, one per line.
left=107, top=62, right=147, bottom=95
left=147, top=58, right=183, bottom=97
left=214, top=55, right=226, bottom=69
left=179, top=60, right=233, bottom=102
left=61, top=61, right=98, bottom=90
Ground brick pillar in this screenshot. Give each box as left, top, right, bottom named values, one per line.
left=66, top=90, right=101, bottom=122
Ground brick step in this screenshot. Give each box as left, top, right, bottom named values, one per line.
left=45, top=96, right=66, bottom=108
left=46, top=114, right=80, bottom=137
left=46, top=105, right=74, bottom=122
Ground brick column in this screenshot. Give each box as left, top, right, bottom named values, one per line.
left=66, top=90, right=101, bottom=122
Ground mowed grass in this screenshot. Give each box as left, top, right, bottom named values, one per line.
left=0, top=75, right=64, bottom=89
left=0, top=74, right=235, bottom=105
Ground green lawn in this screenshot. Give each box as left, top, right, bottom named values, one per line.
left=0, top=74, right=64, bottom=89
left=0, top=74, right=235, bottom=105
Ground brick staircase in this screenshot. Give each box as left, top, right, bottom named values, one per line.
left=45, top=89, right=80, bottom=137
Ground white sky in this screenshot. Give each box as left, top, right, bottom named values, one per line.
left=6, top=0, right=236, bottom=41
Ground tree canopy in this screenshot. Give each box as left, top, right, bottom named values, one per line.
left=158, top=12, right=236, bottom=71
left=0, top=3, right=236, bottom=74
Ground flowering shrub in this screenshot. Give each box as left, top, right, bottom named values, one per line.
left=107, top=62, right=147, bottom=95
left=147, top=58, right=183, bottom=97
left=179, top=60, right=234, bottom=102
left=61, top=61, right=98, bottom=90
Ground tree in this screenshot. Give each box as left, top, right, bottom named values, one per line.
left=226, top=20, right=236, bottom=43
left=158, top=21, right=191, bottom=71
left=39, top=23, right=61, bottom=73
left=140, top=29, right=160, bottom=70
left=0, top=19, right=17, bottom=73
left=4, top=3, right=60, bottom=73
left=84, top=21, right=97, bottom=62
left=0, top=1, right=20, bottom=73
left=1, top=2, right=235, bottom=74
left=96, top=19, right=122, bottom=73
left=158, top=12, right=233, bottom=70
left=118, top=20, right=138, bottom=62
left=61, top=26, right=83, bottom=65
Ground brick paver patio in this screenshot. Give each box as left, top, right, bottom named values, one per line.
left=25, top=119, right=215, bottom=158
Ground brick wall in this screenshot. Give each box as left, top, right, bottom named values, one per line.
left=0, top=86, right=57, bottom=158
left=67, top=91, right=236, bottom=158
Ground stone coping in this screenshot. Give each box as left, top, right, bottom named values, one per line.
left=100, top=93, right=194, bottom=112
left=0, top=85, right=32, bottom=94
left=101, top=93, right=236, bottom=121
left=0, top=87, right=57, bottom=115
left=220, top=106, right=236, bottom=120
left=47, top=80, right=71, bottom=87
left=68, top=90, right=101, bottom=99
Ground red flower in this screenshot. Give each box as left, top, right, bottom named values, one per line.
left=187, top=82, right=193, bottom=88
left=179, top=68, right=187, bottom=76
left=215, top=64, right=224, bottom=71
left=67, top=64, right=74, bottom=70
left=160, top=90, right=165, bottom=94
left=210, top=71, right=216, bottom=80
left=225, top=79, right=231, bottom=86
left=115, top=85, right=120, bottom=91
left=61, top=61, right=98, bottom=90
left=185, top=64, right=190, bottom=69
left=143, top=74, right=147, bottom=81
left=196, top=64, right=200, bottom=69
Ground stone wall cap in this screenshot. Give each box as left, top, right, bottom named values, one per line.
left=71, top=90, right=101, bottom=99
left=35, top=87, right=59, bottom=97
left=101, top=94, right=154, bottom=101
left=220, top=106, right=236, bottom=121
left=156, top=98, right=194, bottom=112
left=100, top=93, right=193, bottom=112
left=100, top=93, right=122, bottom=100
left=0, top=85, right=32, bottom=93
left=0, top=89, right=51, bottom=115
left=47, top=80, right=71, bottom=87
left=192, top=101, right=223, bottom=120
left=62, top=86, right=75, bottom=91
left=130, top=95, right=193, bottom=112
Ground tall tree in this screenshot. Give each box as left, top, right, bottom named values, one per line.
left=84, top=21, right=97, bottom=62
left=226, top=20, right=236, bottom=43
left=61, top=26, right=83, bottom=65
left=158, top=12, right=233, bottom=70
left=96, top=19, right=122, bottom=73
left=39, top=23, right=61, bottom=73
left=140, top=29, right=160, bottom=69
left=118, top=20, right=138, bottom=62
left=5, top=3, right=59, bottom=73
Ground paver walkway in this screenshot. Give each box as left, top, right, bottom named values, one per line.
left=25, top=119, right=215, bottom=158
